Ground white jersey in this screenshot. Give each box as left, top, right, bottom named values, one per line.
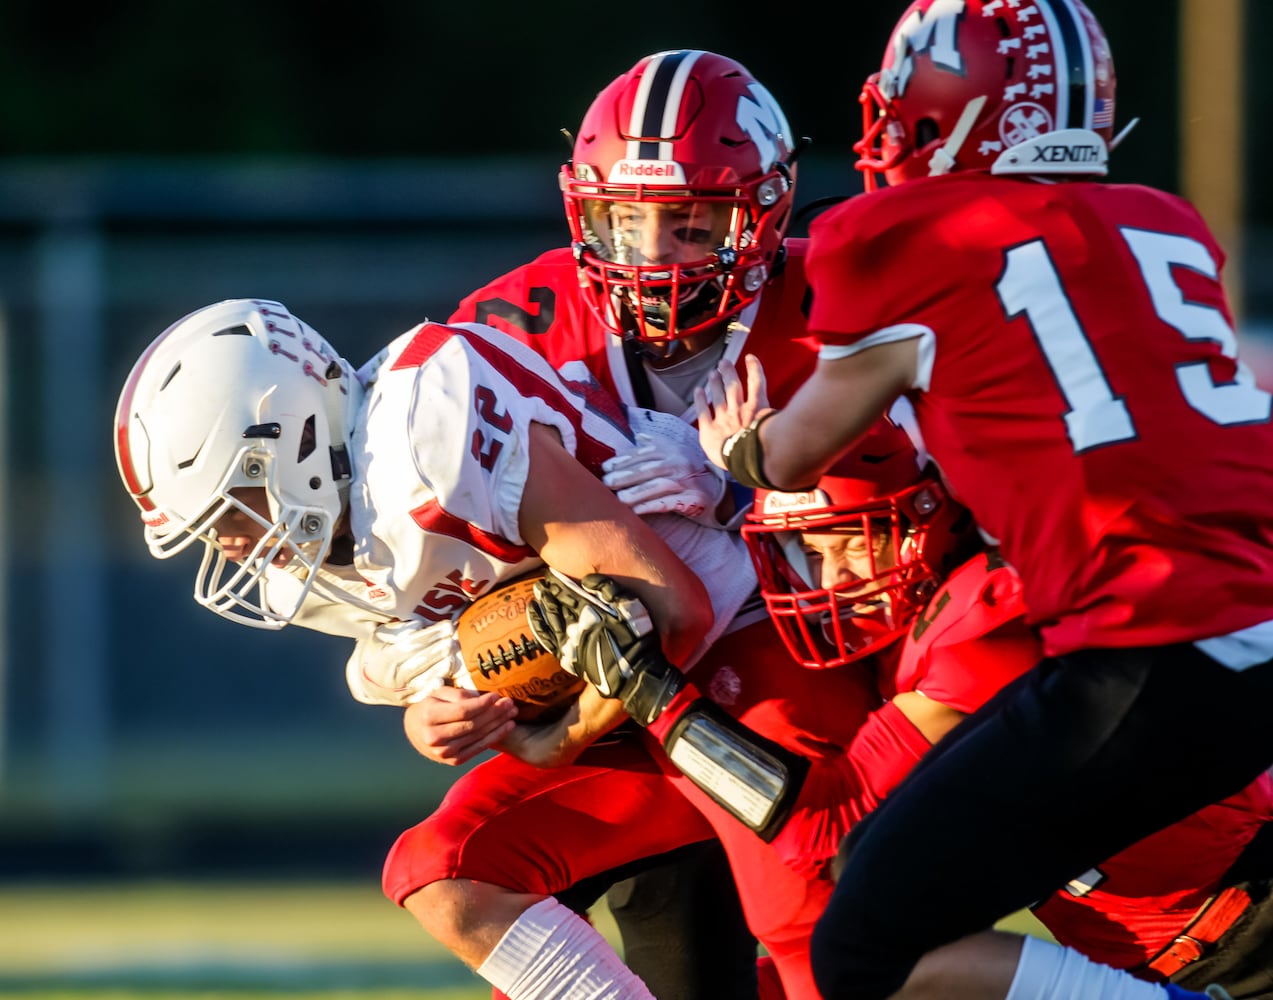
left=276, top=321, right=755, bottom=706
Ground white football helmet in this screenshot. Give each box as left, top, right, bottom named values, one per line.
left=114, top=298, right=362, bottom=628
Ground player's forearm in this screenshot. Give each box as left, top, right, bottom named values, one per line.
left=522, top=424, right=712, bottom=666
left=569, top=686, right=631, bottom=746
left=546, top=529, right=710, bottom=668
left=498, top=686, right=628, bottom=768
left=751, top=342, right=918, bottom=489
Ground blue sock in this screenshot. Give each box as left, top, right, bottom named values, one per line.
left=1163, top=986, right=1209, bottom=1000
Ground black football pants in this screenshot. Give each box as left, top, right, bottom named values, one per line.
left=811, top=642, right=1273, bottom=1000
left=557, top=838, right=759, bottom=1000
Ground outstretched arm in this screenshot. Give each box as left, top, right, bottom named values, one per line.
left=696, top=340, right=919, bottom=490
left=529, top=571, right=808, bottom=841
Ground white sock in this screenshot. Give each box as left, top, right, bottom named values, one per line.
left=476, top=897, right=656, bottom=1000
left=1006, top=935, right=1182, bottom=1000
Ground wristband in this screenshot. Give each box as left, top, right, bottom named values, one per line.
left=620, top=657, right=686, bottom=726
left=721, top=411, right=777, bottom=489
left=721, top=411, right=817, bottom=493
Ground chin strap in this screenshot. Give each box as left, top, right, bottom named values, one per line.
left=1109, top=117, right=1140, bottom=152
left=928, top=95, right=987, bottom=177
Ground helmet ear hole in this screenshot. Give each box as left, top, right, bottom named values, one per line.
left=298, top=415, right=317, bottom=463
left=915, top=118, right=940, bottom=149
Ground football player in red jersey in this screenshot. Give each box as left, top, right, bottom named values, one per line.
left=399, top=49, right=840, bottom=999
left=449, top=48, right=816, bottom=418
left=425, top=47, right=817, bottom=768
left=694, top=2, right=1273, bottom=998
left=741, top=430, right=1273, bottom=998
left=537, top=415, right=1267, bottom=1000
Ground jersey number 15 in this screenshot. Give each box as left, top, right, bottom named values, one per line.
left=997, top=227, right=1271, bottom=453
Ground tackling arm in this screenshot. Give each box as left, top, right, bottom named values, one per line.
left=697, top=342, right=919, bottom=491
left=528, top=570, right=808, bottom=841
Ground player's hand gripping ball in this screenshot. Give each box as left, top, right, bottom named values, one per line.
left=455, top=572, right=586, bottom=723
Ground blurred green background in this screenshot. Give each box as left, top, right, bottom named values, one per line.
left=0, top=0, right=1266, bottom=994
left=0, top=880, right=505, bottom=998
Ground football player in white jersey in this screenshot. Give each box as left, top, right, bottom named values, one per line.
left=115, top=298, right=799, bottom=1000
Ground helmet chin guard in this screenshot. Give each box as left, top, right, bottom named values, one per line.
left=114, top=298, right=361, bottom=629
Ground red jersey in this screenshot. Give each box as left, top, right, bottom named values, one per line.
left=449, top=242, right=822, bottom=410
left=891, top=551, right=1273, bottom=968
left=442, top=242, right=872, bottom=999
left=807, top=175, right=1273, bottom=656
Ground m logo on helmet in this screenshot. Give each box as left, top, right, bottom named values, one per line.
left=735, top=82, right=791, bottom=171
left=889, top=0, right=966, bottom=96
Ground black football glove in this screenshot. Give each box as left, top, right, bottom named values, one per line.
left=527, top=570, right=685, bottom=726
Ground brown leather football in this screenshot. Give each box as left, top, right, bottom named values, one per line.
left=455, top=572, right=585, bottom=723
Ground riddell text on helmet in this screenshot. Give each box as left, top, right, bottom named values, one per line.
left=608, top=160, right=688, bottom=183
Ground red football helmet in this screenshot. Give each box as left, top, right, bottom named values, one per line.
left=562, top=49, right=797, bottom=344
left=856, top=0, right=1117, bottom=190
left=742, top=419, right=975, bottom=669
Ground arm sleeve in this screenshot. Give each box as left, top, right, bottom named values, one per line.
left=770, top=700, right=933, bottom=878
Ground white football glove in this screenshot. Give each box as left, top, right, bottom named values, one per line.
left=602, top=432, right=727, bottom=525
left=345, top=617, right=464, bottom=707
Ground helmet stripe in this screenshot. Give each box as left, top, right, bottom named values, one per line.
left=1041, top=0, right=1093, bottom=131
left=114, top=324, right=181, bottom=511
left=629, top=49, right=704, bottom=161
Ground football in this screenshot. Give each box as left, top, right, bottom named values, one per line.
left=455, top=571, right=586, bottom=723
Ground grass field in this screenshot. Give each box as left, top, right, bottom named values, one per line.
left=0, top=878, right=1049, bottom=999
left=0, top=878, right=625, bottom=999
